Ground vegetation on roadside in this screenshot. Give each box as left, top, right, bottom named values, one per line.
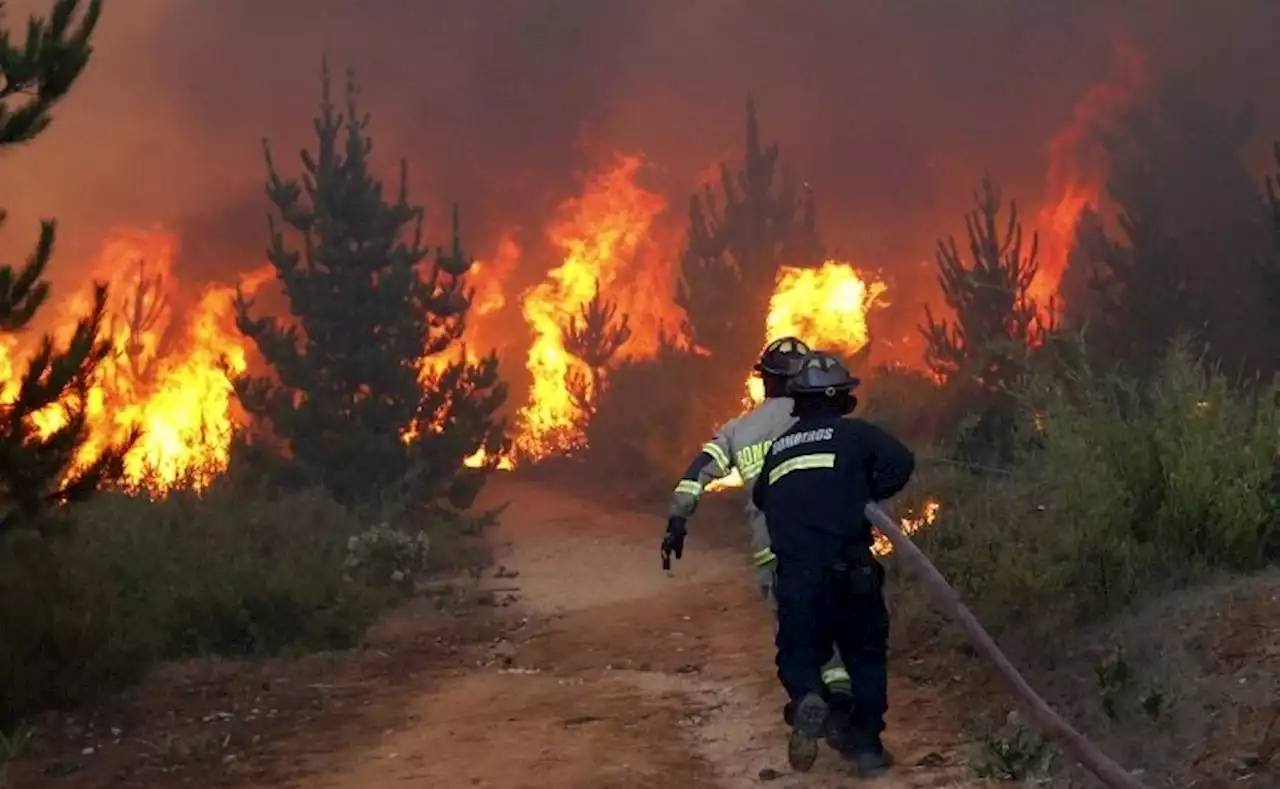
left=1, top=5, right=1278, bottom=788
left=234, top=61, right=507, bottom=519
left=874, top=88, right=1280, bottom=785
left=0, top=3, right=502, bottom=731
left=891, top=339, right=1280, bottom=641
left=0, top=478, right=378, bottom=725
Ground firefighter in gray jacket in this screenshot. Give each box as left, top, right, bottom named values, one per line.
left=659, top=337, right=856, bottom=749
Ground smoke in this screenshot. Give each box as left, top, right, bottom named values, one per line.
left=3, top=0, right=1279, bottom=356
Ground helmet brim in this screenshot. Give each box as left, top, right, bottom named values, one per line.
left=788, top=376, right=861, bottom=396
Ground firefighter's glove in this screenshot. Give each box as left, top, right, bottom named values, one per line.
left=661, top=517, right=687, bottom=571
left=754, top=558, right=778, bottom=601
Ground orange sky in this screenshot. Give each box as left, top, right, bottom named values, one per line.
left=3, top=0, right=1278, bottom=366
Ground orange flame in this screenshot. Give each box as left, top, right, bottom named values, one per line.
left=413, top=235, right=521, bottom=470
left=704, top=260, right=886, bottom=493
left=873, top=498, right=940, bottom=557
left=513, top=154, right=678, bottom=460
left=1032, top=35, right=1146, bottom=320
left=745, top=260, right=888, bottom=404
left=2, top=38, right=1151, bottom=501
left=1, top=228, right=269, bottom=491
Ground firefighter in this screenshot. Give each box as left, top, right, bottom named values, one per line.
left=750, top=350, right=915, bottom=776
left=659, top=337, right=858, bottom=751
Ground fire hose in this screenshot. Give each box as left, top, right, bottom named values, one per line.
left=864, top=502, right=1148, bottom=789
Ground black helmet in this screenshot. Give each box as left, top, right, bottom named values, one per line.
left=754, top=336, right=811, bottom=377
left=787, top=351, right=861, bottom=397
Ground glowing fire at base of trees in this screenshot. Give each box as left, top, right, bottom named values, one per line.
left=703, top=259, right=885, bottom=494
left=0, top=37, right=1150, bottom=510
left=873, top=499, right=941, bottom=557
left=512, top=154, right=671, bottom=462
left=0, top=230, right=272, bottom=492
left=745, top=260, right=887, bottom=405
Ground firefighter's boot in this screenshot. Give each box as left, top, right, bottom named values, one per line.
left=785, top=693, right=827, bottom=772
left=823, top=689, right=854, bottom=752
left=839, top=735, right=895, bottom=778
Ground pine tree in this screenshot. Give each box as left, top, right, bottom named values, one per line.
left=234, top=61, right=507, bottom=514
left=1066, top=82, right=1272, bottom=372
left=920, top=176, right=1042, bottom=387
left=0, top=0, right=134, bottom=535
left=561, top=290, right=630, bottom=425
left=676, top=96, right=823, bottom=375
left=919, top=177, right=1043, bottom=464
left=110, top=259, right=176, bottom=384
left=1072, top=168, right=1184, bottom=369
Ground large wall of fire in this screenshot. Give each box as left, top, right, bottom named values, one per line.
left=0, top=36, right=1186, bottom=490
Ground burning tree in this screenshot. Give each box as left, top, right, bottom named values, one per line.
left=677, top=96, right=823, bottom=375
left=920, top=177, right=1042, bottom=463
left=0, top=0, right=135, bottom=534
left=1068, top=82, right=1273, bottom=373
left=561, top=289, right=630, bottom=426
left=109, top=259, right=178, bottom=385
left=234, top=62, right=507, bottom=514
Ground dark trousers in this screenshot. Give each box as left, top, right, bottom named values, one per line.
left=774, top=555, right=889, bottom=747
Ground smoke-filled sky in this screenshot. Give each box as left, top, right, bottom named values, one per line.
left=3, top=0, right=1279, bottom=358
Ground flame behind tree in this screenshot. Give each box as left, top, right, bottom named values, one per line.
left=920, top=177, right=1044, bottom=464
left=1033, top=36, right=1146, bottom=323
left=0, top=226, right=270, bottom=493
left=1071, top=83, right=1274, bottom=373
left=562, top=290, right=631, bottom=427
left=109, top=259, right=178, bottom=389
left=0, top=0, right=136, bottom=534
left=921, top=176, right=1043, bottom=387
left=57, top=230, right=266, bottom=491
left=710, top=260, right=886, bottom=492
left=514, top=154, right=668, bottom=460
left=234, top=61, right=506, bottom=513
left=678, top=96, right=823, bottom=377
left=745, top=261, right=886, bottom=404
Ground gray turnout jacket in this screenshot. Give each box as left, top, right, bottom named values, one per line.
left=667, top=397, right=798, bottom=571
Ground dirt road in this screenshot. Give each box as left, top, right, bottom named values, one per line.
left=288, top=479, right=983, bottom=789
left=12, top=478, right=987, bottom=788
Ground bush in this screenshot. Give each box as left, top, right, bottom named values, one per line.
left=0, top=477, right=389, bottom=728
left=889, top=338, right=1280, bottom=641
left=581, top=347, right=731, bottom=503
left=344, top=523, right=433, bottom=594
left=858, top=363, right=948, bottom=449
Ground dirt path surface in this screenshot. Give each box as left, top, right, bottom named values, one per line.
left=298, top=480, right=983, bottom=789
left=11, top=479, right=986, bottom=788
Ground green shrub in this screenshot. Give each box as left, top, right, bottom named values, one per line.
left=344, top=523, right=434, bottom=594
left=859, top=363, right=947, bottom=449
left=888, top=339, right=1280, bottom=640
left=0, top=477, right=386, bottom=728
left=582, top=347, right=730, bottom=502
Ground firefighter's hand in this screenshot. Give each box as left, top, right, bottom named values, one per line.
left=754, top=558, right=777, bottom=601
left=661, top=517, right=687, bottom=570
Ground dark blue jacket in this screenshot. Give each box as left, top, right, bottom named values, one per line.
left=751, top=414, right=915, bottom=568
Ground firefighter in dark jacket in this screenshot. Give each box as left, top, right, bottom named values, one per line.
left=750, top=350, right=915, bottom=776
left=661, top=336, right=859, bottom=752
